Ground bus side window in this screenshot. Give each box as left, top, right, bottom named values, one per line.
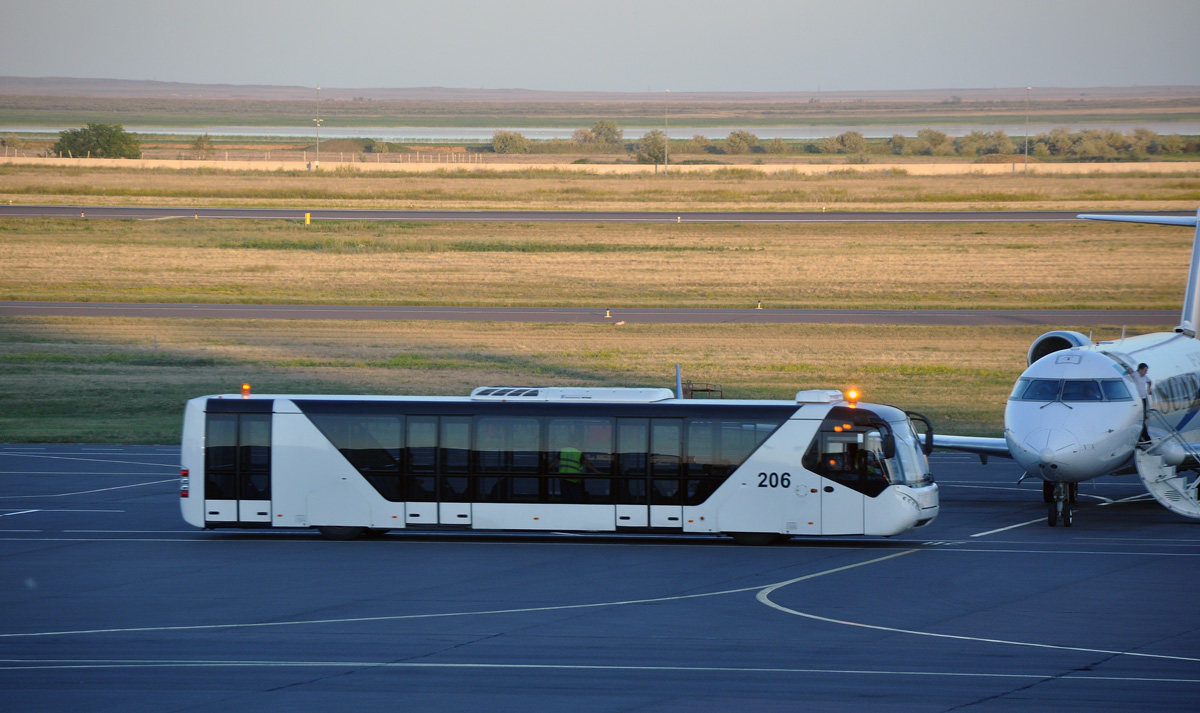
left=407, top=417, right=437, bottom=474
left=617, top=419, right=648, bottom=477
left=651, top=420, right=681, bottom=477
left=616, top=419, right=649, bottom=505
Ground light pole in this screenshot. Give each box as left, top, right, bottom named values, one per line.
left=664, top=89, right=669, bottom=173
left=313, top=86, right=322, bottom=170
left=313, top=118, right=322, bottom=169
left=1024, top=86, right=1031, bottom=172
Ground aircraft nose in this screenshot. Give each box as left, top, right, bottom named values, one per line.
left=1015, top=428, right=1079, bottom=470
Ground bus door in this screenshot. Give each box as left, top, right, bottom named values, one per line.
left=649, top=420, right=684, bottom=528
left=616, top=419, right=649, bottom=527
left=615, top=419, right=684, bottom=529
left=810, top=430, right=868, bottom=535
left=437, top=416, right=472, bottom=526
left=204, top=409, right=272, bottom=524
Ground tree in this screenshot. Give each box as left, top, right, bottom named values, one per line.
left=1160, top=134, right=1186, bottom=155
left=573, top=121, right=623, bottom=150
left=492, top=130, right=531, bottom=154
left=764, top=138, right=788, bottom=154
left=820, top=131, right=867, bottom=154
left=53, top=123, right=141, bottom=158
left=191, top=133, right=215, bottom=160
left=917, top=129, right=953, bottom=155
left=724, top=130, right=758, bottom=154
left=635, top=130, right=667, bottom=164
left=955, top=130, right=1013, bottom=157
left=590, top=120, right=623, bottom=146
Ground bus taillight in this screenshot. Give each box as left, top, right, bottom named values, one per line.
left=180, top=468, right=189, bottom=498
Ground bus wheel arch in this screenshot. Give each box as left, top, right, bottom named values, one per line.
left=727, top=532, right=781, bottom=546
left=317, top=525, right=367, bottom=541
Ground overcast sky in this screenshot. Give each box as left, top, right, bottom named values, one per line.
left=3, top=0, right=1197, bottom=92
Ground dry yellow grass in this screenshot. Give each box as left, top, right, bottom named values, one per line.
left=4, top=315, right=1138, bottom=442
left=0, top=219, right=1188, bottom=309
left=2, top=161, right=1196, bottom=442
left=1, top=162, right=1198, bottom=212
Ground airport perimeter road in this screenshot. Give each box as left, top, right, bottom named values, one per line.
left=0, top=301, right=1179, bottom=326
left=1, top=445, right=1197, bottom=712
left=3, top=205, right=1192, bottom=223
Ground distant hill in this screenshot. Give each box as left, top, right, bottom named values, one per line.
left=2, top=76, right=1198, bottom=104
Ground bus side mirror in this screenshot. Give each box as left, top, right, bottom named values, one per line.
left=882, top=434, right=896, bottom=459
left=906, top=411, right=935, bottom=455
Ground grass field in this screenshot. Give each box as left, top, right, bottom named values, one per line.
left=0, top=218, right=1190, bottom=309
left=3, top=163, right=1199, bottom=212
left=1, top=160, right=1195, bottom=442
left=1, top=315, right=1149, bottom=443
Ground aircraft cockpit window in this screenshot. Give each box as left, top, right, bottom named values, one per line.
left=1100, top=379, right=1133, bottom=401
left=1061, top=380, right=1103, bottom=401
left=1016, top=379, right=1061, bottom=401
left=1012, top=377, right=1134, bottom=402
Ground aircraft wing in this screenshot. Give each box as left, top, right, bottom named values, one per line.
left=932, top=434, right=1012, bottom=462
left=1077, top=213, right=1198, bottom=227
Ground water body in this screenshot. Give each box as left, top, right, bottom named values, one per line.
left=5, top=122, right=1199, bottom=141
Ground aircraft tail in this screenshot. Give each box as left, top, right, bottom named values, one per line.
left=1078, top=209, right=1200, bottom=337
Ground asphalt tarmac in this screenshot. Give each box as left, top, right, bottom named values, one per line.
left=2, top=205, right=1193, bottom=223
left=2, top=445, right=1197, bottom=712
left=0, top=206, right=1107, bottom=222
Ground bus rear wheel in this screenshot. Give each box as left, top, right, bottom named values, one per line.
left=728, top=532, right=780, bottom=546
left=317, top=526, right=366, bottom=541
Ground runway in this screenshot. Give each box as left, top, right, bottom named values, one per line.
left=2, top=204, right=1193, bottom=223
left=2, top=445, right=1197, bottom=711
left=0, top=301, right=1178, bottom=326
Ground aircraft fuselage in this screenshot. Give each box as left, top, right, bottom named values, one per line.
left=1006, top=331, right=1200, bottom=483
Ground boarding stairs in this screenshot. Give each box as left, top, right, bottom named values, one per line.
left=1134, top=409, right=1200, bottom=519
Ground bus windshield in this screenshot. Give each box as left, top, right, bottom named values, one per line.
left=887, top=417, right=933, bottom=487
left=802, top=407, right=931, bottom=496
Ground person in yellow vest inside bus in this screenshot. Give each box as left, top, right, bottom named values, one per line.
left=550, top=435, right=599, bottom=502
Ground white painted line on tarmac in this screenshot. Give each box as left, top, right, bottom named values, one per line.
left=0, top=471, right=169, bottom=475
left=1, top=509, right=122, bottom=516
left=937, top=483, right=1038, bottom=493
left=1080, top=536, right=1200, bottom=544
left=0, top=658, right=1194, bottom=684
left=969, top=491, right=1162, bottom=537
left=0, top=478, right=176, bottom=499
left=0, top=453, right=178, bottom=469
left=757, top=562, right=1200, bottom=664
left=970, top=517, right=1044, bottom=537
left=0, top=550, right=916, bottom=639
left=66, top=525, right=194, bottom=530
left=1099, top=493, right=1156, bottom=505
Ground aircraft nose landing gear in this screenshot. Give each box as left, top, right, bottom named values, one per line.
left=1046, top=481, right=1073, bottom=527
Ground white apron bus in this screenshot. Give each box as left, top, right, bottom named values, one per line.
left=180, top=386, right=939, bottom=544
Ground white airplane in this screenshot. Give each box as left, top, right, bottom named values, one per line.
left=935, top=209, right=1200, bottom=526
